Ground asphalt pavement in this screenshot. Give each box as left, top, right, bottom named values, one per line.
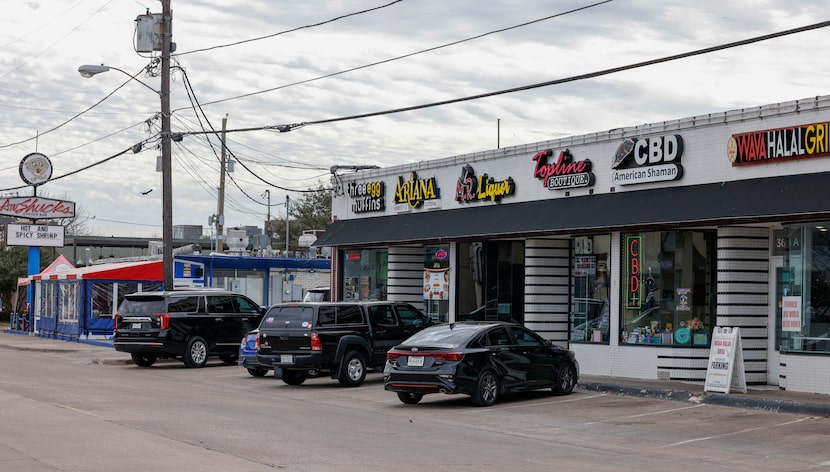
left=2, top=328, right=829, bottom=416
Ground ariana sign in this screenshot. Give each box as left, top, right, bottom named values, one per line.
left=393, top=171, right=441, bottom=211
left=612, top=134, right=684, bottom=186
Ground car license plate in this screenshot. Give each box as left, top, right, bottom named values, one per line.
left=280, top=354, right=293, bottom=364
left=131, top=323, right=142, bottom=329
left=408, top=356, right=424, bottom=367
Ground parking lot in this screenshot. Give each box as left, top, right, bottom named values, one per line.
left=1, top=339, right=829, bottom=472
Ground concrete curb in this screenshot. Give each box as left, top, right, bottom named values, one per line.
left=579, top=381, right=830, bottom=417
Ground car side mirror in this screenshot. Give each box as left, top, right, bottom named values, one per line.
left=543, top=339, right=552, bottom=347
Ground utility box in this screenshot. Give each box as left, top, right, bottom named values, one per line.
left=136, top=13, right=164, bottom=52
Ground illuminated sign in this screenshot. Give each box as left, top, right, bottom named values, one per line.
left=727, top=121, right=830, bottom=166
left=455, top=164, right=515, bottom=203
left=532, top=148, right=594, bottom=190
left=393, top=171, right=440, bottom=211
left=612, top=135, right=684, bottom=186
left=624, top=235, right=642, bottom=309
left=348, top=181, right=385, bottom=213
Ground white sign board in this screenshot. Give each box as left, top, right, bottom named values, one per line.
left=6, top=224, right=65, bottom=248
left=781, top=296, right=802, bottom=332
left=704, top=326, right=747, bottom=394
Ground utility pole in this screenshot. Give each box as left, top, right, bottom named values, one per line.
left=216, top=114, right=228, bottom=250
left=285, top=195, right=290, bottom=254
left=161, top=0, right=173, bottom=291
left=264, top=189, right=271, bottom=239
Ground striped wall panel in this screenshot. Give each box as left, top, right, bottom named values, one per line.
left=387, top=246, right=425, bottom=311
left=524, top=238, right=570, bottom=345
left=716, top=226, right=770, bottom=385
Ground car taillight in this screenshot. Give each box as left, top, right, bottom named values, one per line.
left=431, top=352, right=465, bottom=362
left=310, top=332, right=322, bottom=351
left=255, top=333, right=261, bottom=350
left=155, top=313, right=171, bottom=330
left=386, top=351, right=402, bottom=360
left=113, top=314, right=121, bottom=330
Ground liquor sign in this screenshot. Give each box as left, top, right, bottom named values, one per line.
left=0, top=196, right=76, bottom=219
left=6, top=224, right=65, bottom=248
left=455, top=164, right=515, bottom=204
left=727, top=121, right=830, bottom=166
left=612, top=135, right=684, bottom=186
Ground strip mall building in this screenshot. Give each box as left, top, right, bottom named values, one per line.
left=315, top=95, right=830, bottom=395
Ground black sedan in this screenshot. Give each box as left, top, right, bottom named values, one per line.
left=383, top=321, right=579, bottom=406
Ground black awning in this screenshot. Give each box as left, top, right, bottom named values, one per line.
left=315, top=172, right=830, bottom=247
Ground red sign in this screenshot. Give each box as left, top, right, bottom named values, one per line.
left=0, top=196, right=76, bottom=219
left=727, top=121, right=830, bottom=166
left=532, top=149, right=594, bottom=190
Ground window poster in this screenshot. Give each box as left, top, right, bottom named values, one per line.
left=424, top=269, right=448, bottom=300
left=781, top=296, right=802, bottom=332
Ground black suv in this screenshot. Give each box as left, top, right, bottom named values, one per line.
left=256, top=301, right=430, bottom=387
left=114, top=290, right=264, bottom=368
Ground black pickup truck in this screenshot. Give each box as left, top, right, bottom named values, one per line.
left=255, top=301, right=430, bottom=387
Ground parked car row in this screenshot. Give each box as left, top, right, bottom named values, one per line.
left=113, top=291, right=579, bottom=407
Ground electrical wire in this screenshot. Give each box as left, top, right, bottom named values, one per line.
left=175, top=0, right=612, bottom=111
left=0, top=65, right=153, bottom=150
left=177, top=19, right=830, bottom=136
left=174, top=0, right=404, bottom=57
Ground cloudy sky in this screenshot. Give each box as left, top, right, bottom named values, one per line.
left=1, top=0, right=828, bottom=239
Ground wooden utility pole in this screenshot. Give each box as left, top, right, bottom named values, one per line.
left=217, top=115, right=228, bottom=247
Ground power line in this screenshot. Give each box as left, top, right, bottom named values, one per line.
left=177, top=19, right=828, bottom=136
left=174, top=0, right=405, bottom=57
left=175, top=0, right=612, bottom=111
left=0, top=65, right=152, bottom=150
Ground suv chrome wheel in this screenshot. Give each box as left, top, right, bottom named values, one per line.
left=184, top=336, right=209, bottom=368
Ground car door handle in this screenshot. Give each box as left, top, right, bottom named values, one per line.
left=215, top=318, right=223, bottom=322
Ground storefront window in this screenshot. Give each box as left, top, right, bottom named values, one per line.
left=457, top=241, right=524, bottom=323
left=621, top=230, right=716, bottom=346
left=779, top=223, right=830, bottom=354
left=570, top=235, right=611, bottom=343
left=342, top=249, right=388, bottom=300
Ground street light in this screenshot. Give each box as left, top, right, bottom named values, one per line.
left=78, top=64, right=160, bottom=95
left=77, top=6, right=173, bottom=291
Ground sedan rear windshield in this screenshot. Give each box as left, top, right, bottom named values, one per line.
left=399, top=324, right=482, bottom=348
left=261, top=306, right=314, bottom=327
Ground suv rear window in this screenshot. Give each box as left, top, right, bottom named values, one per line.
left=119, top=297, right=166, bottom=314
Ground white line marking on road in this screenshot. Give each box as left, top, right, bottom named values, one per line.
left=662, top=417, right=808, bottom=448
left=50, top=402, right=99, bottom=417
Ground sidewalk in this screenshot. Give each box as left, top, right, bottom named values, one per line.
left=2, top=329, right=829, bottom=416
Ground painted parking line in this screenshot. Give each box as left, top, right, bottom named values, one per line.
left=662, top=417, right=809, bottom=448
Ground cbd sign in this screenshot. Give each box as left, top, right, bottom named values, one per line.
left=612, top=134, right=684, bottom=186
left=625, top=235, right=642, bottom=309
